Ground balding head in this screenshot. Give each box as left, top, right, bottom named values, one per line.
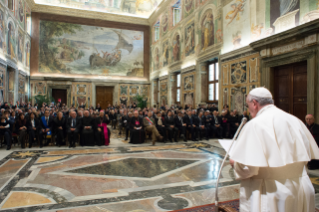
left=306, top=114, right=315, bottom=126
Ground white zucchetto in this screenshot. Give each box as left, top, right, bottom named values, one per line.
left=249, top=87, right=273, bottom=99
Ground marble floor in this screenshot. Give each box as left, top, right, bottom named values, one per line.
left=0, top=137, right=316, bottom=211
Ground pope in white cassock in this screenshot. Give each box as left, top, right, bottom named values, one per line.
left=228, top=87, right=319, bottom=212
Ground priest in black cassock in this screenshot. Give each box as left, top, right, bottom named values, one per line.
left=80, top=110, right=96, bottom=146
left=129, top=110, right=145, bottom=144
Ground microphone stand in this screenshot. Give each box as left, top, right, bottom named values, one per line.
left=214, top=117, right=247, bottom=212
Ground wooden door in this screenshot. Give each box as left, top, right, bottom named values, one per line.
left=274, top=61, right=307, bottom=121
left=52, top=89, right=67, bottom=105
left=96, top=86, right=113, bottom=110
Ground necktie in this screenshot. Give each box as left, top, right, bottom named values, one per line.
left=46, top=117, right=48, bottom=125
left=214, top=116, right=218, bottom=124
left=72, top=119, right=75, bottom=127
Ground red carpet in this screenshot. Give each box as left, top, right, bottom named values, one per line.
left=171, top=199, right=319, bottom=212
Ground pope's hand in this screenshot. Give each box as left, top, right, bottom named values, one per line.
left=229, top=159, right=235, bottom=168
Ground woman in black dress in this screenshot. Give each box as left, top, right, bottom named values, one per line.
left=16, top=113, right=28, bottom=148
left=54, top=111, right=66, bottom=147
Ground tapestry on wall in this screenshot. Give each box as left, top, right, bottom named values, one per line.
left=39, top=21, right=144, bottom=77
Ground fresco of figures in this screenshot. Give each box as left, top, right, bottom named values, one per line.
left=39, top=21, right=144, bottom=77
left=0, top=10, right=5, bottom=51
left=7, top=21, right=16, bottom=60
left=184, top=22, right=195, bottom=57
left=172, top=33, right=180, bottom=62
left=18, top=31, right=23, bottom=63
left=201, top=9, right=214, bottom=50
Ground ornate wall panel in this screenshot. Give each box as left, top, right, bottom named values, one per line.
left=181, top=71, right=196, bottom=107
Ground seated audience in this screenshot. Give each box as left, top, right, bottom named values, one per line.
left=165, top=110, right=178, bottom=142
left=96, top=110, right=111, bottom=146
left=143, top=111, right=163, bottom=145
left=16, top=113, right=28, bottom=148
left=130, top=110, right=145, bottom=144
left=39, top=110, right=53, bottom=147
left=81, top=110, right=96, bottom=146
left=27, top=112, right=39, bottom=148
left=155, top=111, right=167, bottom=142
left=54, top=111, right=66, bottom=147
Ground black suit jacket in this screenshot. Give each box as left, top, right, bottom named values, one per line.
left=165, top=116, right=175, bottom=128
left=130, top=116, right=144, bottom=130
left=40, top=116, right=54, bottom=130
left=27, top=118, right=40, bottom=132
left=183, top=115, right=196, bottom=127
left=67, top=117, right=81, bottom=132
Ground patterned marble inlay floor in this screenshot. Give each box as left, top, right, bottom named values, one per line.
left=0, top=141, right=240, bottom=211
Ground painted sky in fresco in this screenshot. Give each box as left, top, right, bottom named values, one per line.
left=34, top=0, right=163, bottom=18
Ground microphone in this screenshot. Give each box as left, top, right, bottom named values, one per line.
left=214, top=117, right=247, bottom=212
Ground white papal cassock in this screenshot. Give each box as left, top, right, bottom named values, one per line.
left=229, top=105, right=319, bottom=212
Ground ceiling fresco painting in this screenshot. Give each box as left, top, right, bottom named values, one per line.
left=34, top=0, right=163, bottom=18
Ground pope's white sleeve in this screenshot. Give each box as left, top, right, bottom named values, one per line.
left=233, top=162, right=259, bottom=180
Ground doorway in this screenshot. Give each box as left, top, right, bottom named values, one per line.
left=274, top=61, right=307, bottom=121
left=52, top=89, right=67, bottom=105
left=96, top=86, right=113, bottom=110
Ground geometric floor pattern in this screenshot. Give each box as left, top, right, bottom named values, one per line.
left=0, top=138, right=317, bottom=211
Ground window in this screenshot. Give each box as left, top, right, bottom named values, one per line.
left=154, top=21, right=160, bottom=42
left=172, top=0, right=181, bottom=26
left=8, top=0, right=13, bottom=10
left=176, top=73, right=181, bottom=103
left=26, top=15, right=31, bottom=35
left=208, top=62, right=219, bottom=102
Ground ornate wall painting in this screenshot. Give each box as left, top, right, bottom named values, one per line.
left=172, top=33, right=180, bottom=62
left=7, top=21, right=16, bottom=60
left=8, top=92, right=13, bottom=103
left=249, top=84, right=256, bottom=91
left=140, top=85, right=149, bottom=96
left=76, top=84, right=87, bottom=95
left=0, top=9, right=5, bottom=51
left=17, top=30, right=23, bottom=63
left=183, top=75, right=194, bottom=91
left=35, top=82, right=46, bottom=95
left=249, top=58, right=258, bottom=82
left=231, top=61, right=246, bottom=84
left=8, top=70, right=14, bottom=91
left=184, top=0, right=194, bottom=18
left=201, top=9, right=214, bottom=50
left=184, top=22, right=195, bottom=57
left=222, top=64, right=229, bottom=85
left=160, top=80, right=168, bottom=105
left=39, top=20, right=144, bottom=77
left=216, top=28, right=223, bottom=43
left=118, top=84, right=128, bottom=105
left=16, top=0, right=24, bottom=29
left=222, top=0, right=250, bottom=53
left=184, top=92, right=194, bottom=106
left=18, top=74, right=25, bottom=93
left=77, top=96, right=87, bottom=107
left=161, top=13, right=169, bottom=36
left=230, top=86, right=246, bottom=114
left=129, top=85, right=139, bottom=96
left=162, top=40, right=169, bottom=67
left=25, top=40, right=30, bottom=67
left=153, top=47, right=160, bottom=70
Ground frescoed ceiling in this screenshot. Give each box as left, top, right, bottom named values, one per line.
left=34, top=0, right=163, bottom=18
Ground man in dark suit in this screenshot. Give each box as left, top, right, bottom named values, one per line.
left=27, top=112, right=40, bottom=148
left=175, top=111, right=186, bottom=141
left=239, top=110, right=250, bottom=122
left=155, top=111, right=167, bottom=142
left=129, top=110, right=144, bottom=144
left=203, top=110, right=212, bottom=140
left=212, top=110, right=223, bottom=139
left=39, top=110, right=54, bottom=147
left=165, top=110, right=178, bottom=142
left=123, top=112, right=132, bottom=141
left=183, top=110, right=198, bottom=141
left=67, top=110, right=81, bottom=148
left=196, top=111, right=206, bottom=140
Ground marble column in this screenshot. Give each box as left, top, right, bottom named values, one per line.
left=14, top=70, right=18, bottom=103
left=170, top=74, right=176, bottom=105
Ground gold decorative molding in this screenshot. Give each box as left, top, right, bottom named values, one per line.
left=32, top=4, right=150, bottom=25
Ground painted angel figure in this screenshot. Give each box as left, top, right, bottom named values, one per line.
left=225, top=0, right=246, bottom=26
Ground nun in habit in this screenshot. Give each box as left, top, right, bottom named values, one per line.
left=229, top=87, right=319, bottom=212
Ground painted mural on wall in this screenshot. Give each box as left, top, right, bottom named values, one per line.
left=172, top=33, right=180, bottom=62
left=162, top=40, right=169, bottom=67
left=35, top=0, right=162, bottom=18
left=118, top=84, right=150, bottom=105
left=17, top=30, right=23, bottom=63
left=159, top=80, right=168, bottom=105
left=161, top=13, right=169, bottom=36
left=16, top=0, right=24, bottom=29
left=25, top=39, right=30, bottom=67
left=223, top=0, right=250, bottom=53
left=201, top=9, right=214, bottom=50
left=34, top=82, right=46, bottom=95
left=39, top=21, right=144, bottom=77
left=184, top=22, right=195, bottom=57
left=153, top=47, right=160, bottom=70
left=7, top=21, right=16, bottom=60
left=0, top=9, right=5, bottom=51
left=181, top=71, right=195, bottom=107
left=184, top=0, right=194, bottom=18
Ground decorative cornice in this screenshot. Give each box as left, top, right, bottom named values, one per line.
left=181, top=65, right=196, bottom=74
left=19, top=70, right=28, bottom=76
left=250, top=19, right=319, bottom=51
left=159, top=75, right=168, bottom=81
left=220, top=46, right=257, bottom=63
left=197, top=43, right=222, bottom=63
left=32, top=4, right=150, bottom=25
